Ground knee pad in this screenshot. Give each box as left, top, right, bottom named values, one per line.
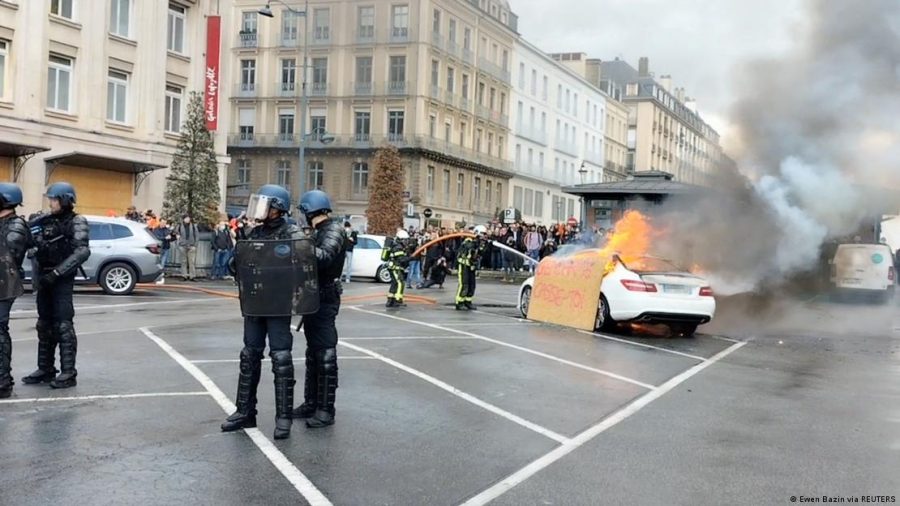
left=55, top=321, right=75, bottom=341
left=315, top=348, right=338, bottom=374
left=270, top=350, right=294, bottom=376
left=240, top=346, right=264, bottom=362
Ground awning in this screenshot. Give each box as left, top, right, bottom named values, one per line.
left=44, top=152, right=168, bottom=194
left=0, top=141, right=51, bottom=182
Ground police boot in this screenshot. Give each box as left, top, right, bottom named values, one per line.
left=0, top=323, right=12, bottom=399
left=272, top=350, right=295, bottom=439
left=292, top=348, right=317, bottom=419
left=50, top=322, right=77, bottom=389
left=22, top=320, right=58, bottom=384
left=307, top=348, right=337, bottom=429
left=221, top=347, right=262, bottom=432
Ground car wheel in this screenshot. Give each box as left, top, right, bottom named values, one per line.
left=670, top=323, right=698, bottom=338
left=376, top=265, right=392, bottom=284
left=595, top=295, right=616, bottom=332
left=100, top=262, right=137, bottom=295
left=520, top=286, right=532, bottom=318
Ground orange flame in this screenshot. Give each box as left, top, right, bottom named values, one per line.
left=597, top=210, right=657, bottom=267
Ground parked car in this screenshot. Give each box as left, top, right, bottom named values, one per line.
left=25, top=215, right=163, bottom=295
left=349, top=234, right=392, bottom=283
left=518, top=255, right=716, bottom=337
left=830, top=243, right=895, bottom=302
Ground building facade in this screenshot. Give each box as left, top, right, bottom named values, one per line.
left=508, top=43, right=608, bottom=226
left=225, top=0, right=518, bottom=227
left=0, top=0, right=231, bottom=216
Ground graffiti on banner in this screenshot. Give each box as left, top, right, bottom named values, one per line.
left=527, top=250, right=609, bottom=331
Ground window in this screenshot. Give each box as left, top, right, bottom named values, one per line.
left=531, top=69, right=537, bottom=95
left=241, top=11, right=258, bottom=34
left=513, top=186, right=523, bottom=212
left=431, top=59, right=439, bottom=87
left=515, top=144, right=521, bottom=167
left=539, top=152, right=544, bottom=172
left=525, top=189, right=534, bottom=216
left=106, top=70, right=128, bottom=123
left=518, top=63, right=525, bottom=89
left=89, top=223, right=113, bottom=240
left=473, top=177, right=481, bottom=205
left=164, top=85, right=183, bottom=133
left=312, top=58, right=327, bottom=92
left=475, top=128, right=482, bottom=151
left=238, top=108, right=255, bottom=140
left=459, top=122, right=466, bottom=146
left=487, top=132, right=493, bottom=155
left=446, top=67, right=455, bottom=93
left=313, top=8, right=329, bottom=41
left=566, top=89, right=571, bottom=113
left=354, top=111, right=370, bottom=141
left=543, top=76, right=548, bottom=100
left=541, top=112, right=547, bottom=134
left=568, top=198, right=575, bottom=219
left=432, top=9, right=441, bottom=34
left=428, top=115, right=436, bottom=138
left=310, top=115, right=326, bottom=139
left=240, top=60, right=256, bottom=91
left=444, top=122, right=451, bottom=142
left=457, top=173, right=465, bottom=203
left=278, top=109, right=294, bottom=138
left=442, top=169, right=451, bottom=204
left=391, top=5, right=409, bottom=38
left=496, top=183, right=502, bottom=206
left=461, top=74, right=469, bottom=99
left=463, top=27, right=472, bottom=50
left=237, top=159, right=251, bottom=185
left=109, top=0, right=131, bottom=37
left=281, top=10, right=298, bottom=45
left=448, top=19, right=456, bottom=44
left=426, top=166, right=435, bottom=200
left=498, top=136, right=504, bottom=156
left=167, top=4, right=185, bottom=54
left=281, top=59, right=296, bottom=91
left=489, top=87, right=496, bottom=109
left=51, top=0, right=74, bottom=19
left=574, top=93, right=578, bottom=117
left=352, top=162, right=369, bottom=194
left=358, top=6, right=374, bottom=39
left=500, top=92, right=506, bottom=114
left=389, top=56, right=406, bottom=85
left=47, top=55, right=73, bottom=112
left=0, top=40, right=7, bottom=100
left=388, top=110, right=404, bottom=140
left=276, top=160, right=291, bottom=187
left=307, top=161, right=324, bottom=190
left=477, top=82, right=485, bottom=105
left=557, top=84, right=562, bottom=108
left=502, top=50, right=509, bottom=71
left=355, top=56, right=372, bottom=85
left=486, top=181, right=492, bottom=204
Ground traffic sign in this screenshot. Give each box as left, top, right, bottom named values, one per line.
left=567, top=216, right=578, bottom=226
left=423, top=208, right=433, bottom=218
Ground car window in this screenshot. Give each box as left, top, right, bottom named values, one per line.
left=111, top=224, right=133, bottom=239
left=89, top=223, right=113, bottom=240
left=358, top=238, right=379, bottom=249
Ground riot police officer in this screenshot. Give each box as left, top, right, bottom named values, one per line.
left=222, top=184, right=306, bottom=440
left=455, top=225, right=487, bottom=311
left=22, top=182, right=89, bottom=389
left=0, top=183, right=31, bottom=398
left=382, top=229, right=411, bottom=308
left=292, top=190, right=346, bottom=428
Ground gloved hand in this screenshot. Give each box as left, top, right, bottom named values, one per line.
left=39, top=270, right=59, bottom=289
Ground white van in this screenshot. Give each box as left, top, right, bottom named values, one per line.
left=830, top=243, right=896, bottom=301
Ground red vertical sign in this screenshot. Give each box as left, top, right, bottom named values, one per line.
left=204, top=16, right=221, bottom=131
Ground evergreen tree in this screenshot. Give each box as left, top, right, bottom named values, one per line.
left=366, top=145, right=405, bottom=235
left=162, top=91, right=221, bottom=227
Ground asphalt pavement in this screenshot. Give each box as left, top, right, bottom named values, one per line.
left=1, top=278, right=898, bottom=505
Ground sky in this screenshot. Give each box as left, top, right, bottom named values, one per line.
left=510, top=0, right=807, bottom=149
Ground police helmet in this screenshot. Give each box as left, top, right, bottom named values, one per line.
left=298, top=190, right=333, bottom=219
left=395, top=229, right=410, bottom=239
left=46, top=182, right=76, bottom=207
left=0, top=182, right=23, bottom=209
left=256, top=184, right=291, bottom=212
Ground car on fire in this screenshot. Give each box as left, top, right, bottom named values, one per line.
left=518, top=255, right=716, bottom=337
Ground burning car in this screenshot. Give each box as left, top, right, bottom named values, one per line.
left=518, top=255, right=716, bottom=337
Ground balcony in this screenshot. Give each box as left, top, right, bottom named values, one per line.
left=475, top=104, right=506, bottom=126
left=446, top=40, right=459, bottom=57
left=444, top=90, right=456, bottom=107
left=312, top=27, right=330, bottom=45
left=410, top=135, right=513, bottom=175
left=478, top=57, right=510, bottom=83
left=238, top=31, right=257, bottom=48
left=356, top=27, right=375, bottom=44
left=228, top=133, right=258, bottom=148
left=429, top=84, right=442, bottom=100
left=280, top=33, right=298, bottom=47
left=352, top=133, right=372, bottom=148
left=462, top=48, right=474, bottom=64
left=431, top=32, right=444, bottom=50
left=235, top=82, right=257, bottom=98
left=390, top=26, right=409, bottom=43
left=459, top=97, right=471, bottom=110
left=353, top=81, right=373, bottom=96
left=310, top=82, right=329, bottom=97
left=516, top=123, right=548, bottom=146
left=275, top=82, right=297, bottom=97
left=385, top=81, right=408, bottom=96
left=275, top=133, right=298, bottom=147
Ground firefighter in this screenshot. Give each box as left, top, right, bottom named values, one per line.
left=382, top=229, right=411, bottom=308
left=22, top=182, right=90, bottom=389
left=456, top=225, right=487, bottom=311
left=0, top=183, right=31, bottom=399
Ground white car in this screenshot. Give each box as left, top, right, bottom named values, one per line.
left=830, top=243, right=895, bottom=302
left=518, top=255, right=716, bottom=337
left=348, top=234, right=392, bottom=283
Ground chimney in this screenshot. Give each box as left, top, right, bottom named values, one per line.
left=675, top=87, right=686, bottom=102
left=638, top=57, right=649, bottom=77
left=659, top=75, right=672, bottom=92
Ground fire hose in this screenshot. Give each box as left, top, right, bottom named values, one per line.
left=411, top=233, right=538, bottom=265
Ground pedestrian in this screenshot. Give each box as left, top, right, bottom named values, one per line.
left=341, top=221, right=357, bottom=283
left=407, top=232, right=423, bottom=288
left=222, top=185, right=307, bottom=439
left=21, top=182, right=90, bottom=389
left=382, top=229, right=410, bottom=308
left=417, top=254, right=449, bottom=289
left=0, top=183, right=32, bottom=398
left=456, top=225, right=487, bottom=310
left=210, top=221, right=234, bottom=280
left=154, top=219, right=174, bottom=284
left=174, top=214, right=199, bottom=281
left=125, top=206, right=143, bottom=223
left=524, top=225, right=542, bottom=272
left=292, top=190, right=347, bottom=428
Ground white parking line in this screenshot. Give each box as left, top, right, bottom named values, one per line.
left=11, top=297, right=228, bottom=316
left=140, top=327, right=332, bottom=506
left=11, top=326, right=145, bottom=342
left=0, top=391, right=209, bottom=404
left=339, top=340, right=570, bottom=444
left=351, top=308, right=656, bottom=391
left=708, top=334, right=740, bottom=343
left=190, top=357, right=376, bottom=364
left=460, top=340, right=746, bottom=506
left=433, top=322, right=540, bottom=327
left=575, top=329, right=706, bottom=362
left=341, top=336, right=470, bottom=340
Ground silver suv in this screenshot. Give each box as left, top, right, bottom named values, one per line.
left=25, top=215, right=163, bottom=295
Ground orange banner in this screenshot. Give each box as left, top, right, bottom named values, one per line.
left=527, top=249, right=610, bottom=331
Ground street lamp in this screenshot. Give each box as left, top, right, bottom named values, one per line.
left=259, top=0, right=310, bottom=204
left=577, top=162, right=588, bottom=228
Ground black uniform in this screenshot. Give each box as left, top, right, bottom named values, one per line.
left=23, top=211, right=90, bottom=388
left=455, top=237, right=485, bottom=310
left=382, top=240, right=410, bottom=307
left=223, top=217, right=303, bottom=438
left=294, top=217, right=346, bottom=427
left=0, top=214, right=31, bottom=397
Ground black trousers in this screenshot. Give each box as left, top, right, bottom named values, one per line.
left=244, top=316, right=293, bottom=352
left=0, top=299, right=13, bottom=386
left=388, top=268, right=405, bottom=301
left=302, top=285, right=341, bottom=351
left=456, top=265, right=476, bottom=303
left=36, top=275, right=75, bottom=323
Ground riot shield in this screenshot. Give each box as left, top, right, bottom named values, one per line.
left=234, top=238, right=320, bottom=317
